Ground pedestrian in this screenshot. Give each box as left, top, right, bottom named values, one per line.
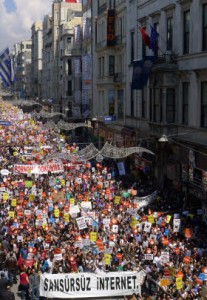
left=19, top=267, right=29, bottom=300
left=0, top=272, right=9, bottom=295
left=29, top=268, right=40, bottom=300
left=6, top=251, right=17, bottom=284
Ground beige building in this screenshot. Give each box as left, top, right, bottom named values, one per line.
left=31, top=21, right=43, bottom=99
left=14, top=40, right=32, bottom=99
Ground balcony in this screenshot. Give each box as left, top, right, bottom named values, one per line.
left=153, top=52, right=178, bottom=71
left=113, top=72, right=125, bottom=83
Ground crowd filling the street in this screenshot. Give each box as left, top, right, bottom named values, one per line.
left=0, top=100, right=207, bottom=300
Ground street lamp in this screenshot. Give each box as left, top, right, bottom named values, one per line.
left=158, top=134, right=169, bottom=143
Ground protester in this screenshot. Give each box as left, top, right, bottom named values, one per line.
left=0, top=100, right=206, bottom=300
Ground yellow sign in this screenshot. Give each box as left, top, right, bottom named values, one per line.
left=64, top=213, right=69, bottom=222
left=54, top=209, right=60, bottom=218
left=70, top=198, right=75, bottom=205
left=148, top=215, right=155, bottom=224
left=104, top=253, right=111, bottom=265
left=29, top=194, right=35, bottom=201
left=130, top=216, right=137, bottom=229
left=114, top=196, right=121, bottom=204
left=166, top=215, right=171, bottom=223
left=90, top=232, right=97, bottom=242
left=11, top=199, right=17, bottom=207
left=176, top=277, right=183, bottom=290
left=2, top=192, right=8, bottom=201
left=60, top=179, right=65, bottom=186
left=8, top=211, right=15, bottom=219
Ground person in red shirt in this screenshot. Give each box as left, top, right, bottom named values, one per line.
left=19, top=267, right=29, bottom=300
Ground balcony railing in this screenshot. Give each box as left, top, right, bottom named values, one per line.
left=113, top=72, right=124, bottom=83
left=155, top=53, right=178, bottom=65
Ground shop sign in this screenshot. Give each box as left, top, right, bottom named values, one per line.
left=107, top=10, right=115, bottom=47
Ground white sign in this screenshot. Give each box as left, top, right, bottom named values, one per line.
left=76, top=217, right=87, bottom=230
left=173, top=219, right=181, bottom=232
left=160, top=252, right=170, bottom=264
left=13, top=163, right=64, bottom=174
left=40, top=271, right=144, bottom=298
left=144, top=254, right=154, bottom=260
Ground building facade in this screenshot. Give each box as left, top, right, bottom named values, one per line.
left=135, top=0, right=207, bottom=211
left=14, top=40, right=32, bottom=99
left=31, top=21, right=43, bottom=99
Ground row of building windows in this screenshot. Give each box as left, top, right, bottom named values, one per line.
left=130, top=82, right=207, bottom=129
left=131, top=3, right=207, bottom=62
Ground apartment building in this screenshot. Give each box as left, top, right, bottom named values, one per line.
left=31, top=21, right=43, bottom=99
left=14, top=40, right=32, bottom=99
left=134, top=0, right=207, bottom=210
left=92, top=0, right=136, bottom=148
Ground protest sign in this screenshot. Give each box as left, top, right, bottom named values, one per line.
left=40, top=271, right=144, bottom=298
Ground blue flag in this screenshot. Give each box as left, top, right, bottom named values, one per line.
left=0, top=48, right=14, bottom=87
left=132, top=56, right=155, bottom=90
left=150, top=25, right=159, bottom=54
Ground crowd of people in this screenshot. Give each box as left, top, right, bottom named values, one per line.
left=0, top=100, right=206, bottom=300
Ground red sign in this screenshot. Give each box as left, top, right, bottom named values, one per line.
left=107, top=10, right=115, bottom=47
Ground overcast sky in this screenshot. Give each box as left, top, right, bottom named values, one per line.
left=0, top=0, right=53, bottom=51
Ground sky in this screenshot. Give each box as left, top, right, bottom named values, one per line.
left=0, top=0, right=53, bottom=51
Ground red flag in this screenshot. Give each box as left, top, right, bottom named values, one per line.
left=139, top=27, right=150, bottom=48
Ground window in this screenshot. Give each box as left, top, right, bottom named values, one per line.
left=68, top=59, right=72, bottom=75
left=203, top=4, right=207, bottom=51
left=109, top=55, right=115, bottom=76
left=131, top=86, right=134, bottom=116
left=26, top=44, right=32, bottom=49
left=153, top=89, right=162, bottom=122
left=101, top=56, right=105, bottom=76
left=201, top=82, right=207, bottom=128
left=182, top=82, right=189, bottom=125
left=166, top=88, right=175, bottom=123
left=142, top=89, right=146, bottom=118
left=130, top=31, right=135, bottom=63
left=98, top=57, right=101, bottom=76
left=67, top=81, right=72, bottom=96
left=167, top=17, right=173, bottom=51
left=183, top=10, right=190, bottom=54
left=149, top=89, right=153, bottom=121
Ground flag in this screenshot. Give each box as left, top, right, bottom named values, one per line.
left=0, top=47, right=14, bottom=87
left=132, top=56, right=156, bottom=90
left=139, top=27, right=150, bottom=48
left=150, top=25, right=159, bottom=54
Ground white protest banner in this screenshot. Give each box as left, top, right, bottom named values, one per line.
left=173, top=219, right=181, bottom=232
left=76, top=217, right=87, bottom=230
left=40, top=271, right=144, bottom=298
left=13, top=163, right=64, bottom=174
